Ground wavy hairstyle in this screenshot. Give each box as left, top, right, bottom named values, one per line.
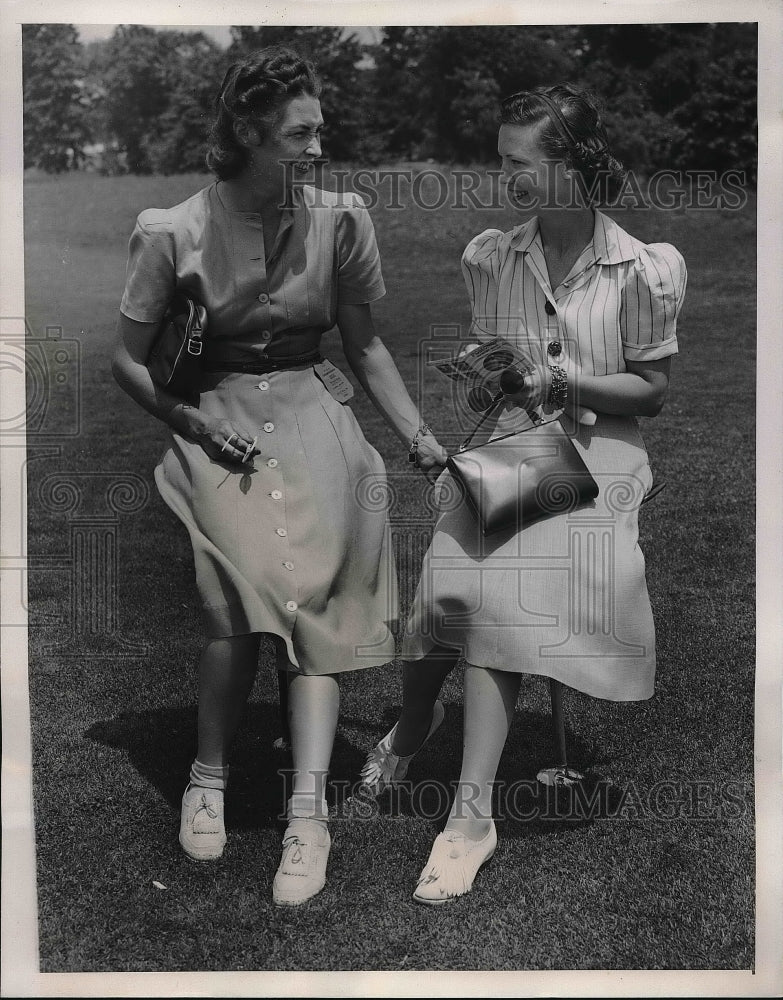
left=206, top=46, right=321, bottom=180
left=499, top=85, right=626, bottom=204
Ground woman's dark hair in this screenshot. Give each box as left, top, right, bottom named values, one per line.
left=499, top=85, right=626, bottom=204
left=206, top=46, right=321, bottom=180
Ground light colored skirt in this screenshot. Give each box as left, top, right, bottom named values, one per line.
left=402, top=413, right=657, bottom=701
left=155, top=367, right=397, bottom=675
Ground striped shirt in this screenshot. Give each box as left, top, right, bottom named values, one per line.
left=461, top=210, right=687, bottom=377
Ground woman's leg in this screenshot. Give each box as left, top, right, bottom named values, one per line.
left=286, top=672, right=340, bottom=812
left=391, top=646, right=460, bottom=755
left=445, top=664, right=522, bottom=841
left=196, top=633, right=261, bottom=766
left=180, top=633, right=260, bottom=861
left=272, top=665, right=339, bottom=906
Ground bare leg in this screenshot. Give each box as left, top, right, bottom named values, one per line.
left=196, top=634, right=261, bottom=767
left=391, top=647, right=460, bottom=755
left=287, top=672, right=340, bottom=811
left=445, top=664, right=521, bottom=841
left=272, top=661, right=338, bottom=906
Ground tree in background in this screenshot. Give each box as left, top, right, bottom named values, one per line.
left=669, top=23, right=757, bottom=183
left=141, top=32, right=226, bottom=174
left=22, top=22, right=757, bottom=181
left=89, top=25, right=227, bottom=174
left=363, top=28, right=432, bottom=161
left=366, top=26, right=578, bottom=162
left=421, top=26, right=578, bottom=162
left=22, top=24, right=91, bottom=171
left=574, top=22, right=757, bottom=179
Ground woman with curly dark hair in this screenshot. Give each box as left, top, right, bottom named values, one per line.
left=360, top=85, right=687, bottom=904
left=111, top=46, right=446, bottom=906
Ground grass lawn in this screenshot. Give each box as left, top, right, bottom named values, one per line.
left=21, top=167, right=756, bottom=973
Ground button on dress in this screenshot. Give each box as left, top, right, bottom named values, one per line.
left=402, top=212, right=687, bottom=701
left=120, top=183, right=397, bottom=675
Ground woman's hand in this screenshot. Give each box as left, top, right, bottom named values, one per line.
left=184, top=410, right=261, bottom=466
left=412, top=431, right=449, bottom=483
left=500, top=364, right=552, bottom=412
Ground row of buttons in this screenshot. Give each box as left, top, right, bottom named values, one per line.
left=247, top=389, right=296, bottom=609
left=544, top=300, right=563, bottom=360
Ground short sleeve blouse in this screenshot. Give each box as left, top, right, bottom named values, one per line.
left=120, top=182, right=385, bottom=362
left=460, top=210, right=686, bottom=376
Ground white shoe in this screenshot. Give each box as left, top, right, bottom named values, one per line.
left=272, top=818, right=331, bottom=907
left=360, top=700, right=445, bottom=796
left=413, top=823, right=497, bottom=905
left=179, top=784, right=226, bottom=862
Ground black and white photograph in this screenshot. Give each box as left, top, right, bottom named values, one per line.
left=1, top=0, right=781, bottom=995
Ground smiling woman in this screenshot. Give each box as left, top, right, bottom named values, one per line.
left=359, top=83, right=688, bottom=907
left=110, top=44, right=447, bottom=909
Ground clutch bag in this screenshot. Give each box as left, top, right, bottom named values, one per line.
left=147, top=290, right=207, bottom=401
left=446, top=397, right=599, bottom=535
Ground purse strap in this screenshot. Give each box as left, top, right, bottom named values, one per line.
left=458, top=393, right=544, bottom=452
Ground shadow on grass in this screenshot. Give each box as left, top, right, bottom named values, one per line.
left=83, top=693, right=621, bottom=837
left=84, top=701, right=302, bottom=830
left=329, top=700, right=625, bottom=835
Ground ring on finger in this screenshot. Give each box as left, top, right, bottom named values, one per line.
left=221, top=432, right=238, bottom=453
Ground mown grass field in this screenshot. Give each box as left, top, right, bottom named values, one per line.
left=22, top=167, right=755, bottom=974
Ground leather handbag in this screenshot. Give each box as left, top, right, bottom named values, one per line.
left=446, top=395, right=599, bottom=535
left=147, top=290, right=207, bottom=401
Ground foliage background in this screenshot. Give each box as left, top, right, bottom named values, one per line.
left=22, top=22, right=757, bottom=181
left=17, top=15, right=760, bottom=979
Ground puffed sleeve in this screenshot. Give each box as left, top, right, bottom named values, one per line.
left=621, top=243, right=687, bottom=361
left=461, top=229, right=504, bottom=337
left=335, top=194, right=386, bottom=304
left=119, top=210, right=176, bottom=323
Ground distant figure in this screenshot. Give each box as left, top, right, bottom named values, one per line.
left=360, top=85, right=687, bottom=905
left=112, top=46, right=446, bottom=906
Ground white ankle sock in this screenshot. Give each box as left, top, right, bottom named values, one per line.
left=189, top=759, right=229, bottom=791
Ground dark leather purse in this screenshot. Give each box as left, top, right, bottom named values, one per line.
left=147, top=290, right=207, bottom=402
left=446, top=394, right=599, bottom=536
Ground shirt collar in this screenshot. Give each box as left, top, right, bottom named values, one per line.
left=508, top=210, right=637, bottom=265
left=591, top=210, right=638, bottom=264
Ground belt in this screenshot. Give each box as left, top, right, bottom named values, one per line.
left=203, top=351, right=323, bottom=375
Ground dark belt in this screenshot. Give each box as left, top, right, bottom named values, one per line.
left=203, top=351, right=323, bottom=375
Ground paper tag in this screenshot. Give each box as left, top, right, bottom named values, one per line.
left=314, top=359, right=354, bottom=403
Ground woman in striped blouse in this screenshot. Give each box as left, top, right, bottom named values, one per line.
left=360, top=85, right=687, bottom=904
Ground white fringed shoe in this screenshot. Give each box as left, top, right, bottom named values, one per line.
left=412, top=823, right=497, bottom=905
left=179, top=784, right=226, bottom=862
left=272, top=818, right=331, bottom=907
left=360, top=699, right=446, bottom=796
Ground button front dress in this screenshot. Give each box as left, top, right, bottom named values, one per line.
left=402, top=212, right=687, bottom=701
left=120, top=183, right=397, bottom=675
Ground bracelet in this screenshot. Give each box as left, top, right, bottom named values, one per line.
left=548, top=366, right=568, bottom=409
left=408, top=422, right=433, bottom=464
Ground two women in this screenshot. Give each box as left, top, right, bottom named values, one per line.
left=115, top=48, right=686, bottom=909
left=361, top=85, right=686, bottom=904
left=112, top=47, right=445, bottom=907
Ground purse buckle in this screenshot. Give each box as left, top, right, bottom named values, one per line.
left=187, top=338, right=203, bottom=356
